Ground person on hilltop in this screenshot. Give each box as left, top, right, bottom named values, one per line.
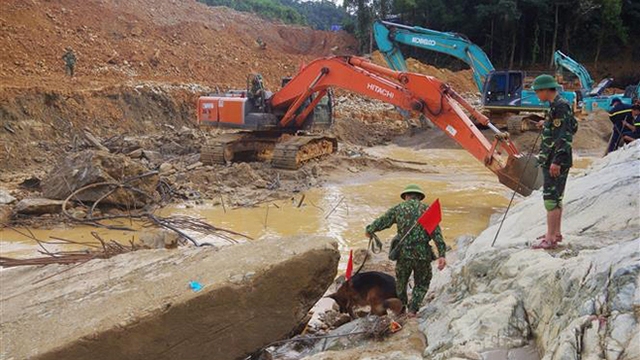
left=256, top=37, right=267, bottom=50
left=61, top=47, right=77, bottom=77
left=531, top=74, right=578, bottom=250
left=365, top=184, right=446, bottom=316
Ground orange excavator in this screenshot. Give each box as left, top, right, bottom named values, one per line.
left=197, top=56, right=541, bottom=196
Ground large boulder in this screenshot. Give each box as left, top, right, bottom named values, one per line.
left=41, top=150, right=159, bottom=207
left=0, top=189, right=16, bottom=204
left=0, top=236, right=340, bottom=360
left=418, top=142, right=640, bottom=360
left=14, top=198, right=64, bottom=215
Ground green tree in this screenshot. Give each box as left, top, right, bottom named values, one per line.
left=198, top=0, right=306, bottom=25
left=344, top=0, right=374, bottom=53
left=281, top=0, right=350, bottom=30
left=593, top=0, right=627, bottom=68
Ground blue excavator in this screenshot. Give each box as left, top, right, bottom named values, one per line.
left=373, top=20, right=578, bottom=122
left=553, top=50, right=637, bottom=113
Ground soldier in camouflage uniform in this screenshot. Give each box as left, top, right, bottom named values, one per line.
left=531, top=75, right=578, bottom=250
left=365, top=184, right=446, bottom=315
left=62, top=47, right=76, bottom=77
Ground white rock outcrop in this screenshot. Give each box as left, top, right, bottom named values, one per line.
left=427, top=142, right=640, bottom=360
left=302, top=142, right=640, bottom=360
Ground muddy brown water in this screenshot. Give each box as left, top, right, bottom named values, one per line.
left=0, top=146, right=595, bottom=273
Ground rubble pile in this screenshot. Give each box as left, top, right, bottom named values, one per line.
left=42, top=150, right=159, bottom=206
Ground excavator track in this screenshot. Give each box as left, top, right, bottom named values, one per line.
left=271, top=135, right=338, bottom=169
left=200, top=133, right=248, bottom=165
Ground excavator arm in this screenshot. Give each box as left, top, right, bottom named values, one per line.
left=553, top=50, right=595, bottom=93
left=373, top=20, right=495, bottom=93
left=270, top=56, right=541, bottom=196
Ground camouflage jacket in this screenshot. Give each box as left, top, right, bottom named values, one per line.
left=366, top=199, right=446, bottom=261
left=62, top=51, right=76, bottom=65
left=538, top=95, right=578, bottom=169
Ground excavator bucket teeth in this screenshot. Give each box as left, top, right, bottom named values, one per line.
left=496, top=154, right=543, bottom=196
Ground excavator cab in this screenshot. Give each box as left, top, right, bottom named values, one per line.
left=280, top=77, right=333, bottom=130
left=483, top=71, right=525, bottom=108
left=308, top=89, right=333, bottom=129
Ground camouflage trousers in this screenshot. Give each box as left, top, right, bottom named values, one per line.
left=542, top=167, right=569, bottom=211
left=66, top=64, right=75, bottom=77
left=395, top=258, right=432, bottom=312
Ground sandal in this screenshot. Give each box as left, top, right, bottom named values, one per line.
left=536, top=234, right=563, bottom=243
left=531, top=239, right=558, bottom=250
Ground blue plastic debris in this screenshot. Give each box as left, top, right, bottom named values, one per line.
left=189, top=281, right=203, bottom=292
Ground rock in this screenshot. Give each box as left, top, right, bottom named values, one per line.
left=185, top=161, right=203, bottom=171
left=14, top=198, right=64, bottom=215
left=178, top=126, right=192, bottom=135
left=469, top=141, right=640, bottom=253
left=142, top=149, right=164, bottom=165
left=158, top=162, right=173, bottom=174
left=0, top=189, right=16, bottom=204
left=0, top=236, right=339, bottom=360
left=71, top=210, right=87, bottom=219
left=127, top=148, right=143, bottom=158
left=139, top=229, right=180, bottom=249
left=421, top=292, right=530, bottom=358
left=417, top=143, right=640, bottom=360
left=254, top=179, right=268, bottom=189
left=41, top=150, right=159, bottom=207
left=0, top=205, right=12, bottom=227
left=300, top=318, right=426, bottom=360
left=130, top=26, right=142, bottom=36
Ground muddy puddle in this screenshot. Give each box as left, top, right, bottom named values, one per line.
left=0, top=146, right=596, bottom=268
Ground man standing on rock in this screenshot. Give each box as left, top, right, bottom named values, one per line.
left=531, top=75, right=578, bottom=250
left=365, top=184, right=446, bottom=316
left=62, top=47, right=76, bottom=77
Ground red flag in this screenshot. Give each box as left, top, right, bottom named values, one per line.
left=418, top=199, right=442, bottom=234
left=345, top=249, right=354, bottom=280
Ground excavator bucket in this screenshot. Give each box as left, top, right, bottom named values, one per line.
left=496, top=154, right=543, bottom=196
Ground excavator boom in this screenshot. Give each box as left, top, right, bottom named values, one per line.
left=373, top=20, right=494, bottom=93
left=271, top=56, right=542, bottom=196
left=373, top=20, right=578, bottom=114
left=553, top=50, right=595, bottom=93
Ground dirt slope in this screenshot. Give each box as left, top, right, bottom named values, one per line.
left=371, top=51, right=478, bottom=95
left=0, top=0, right=356, bottom=90
left=0, top=0, right=356, bottom=174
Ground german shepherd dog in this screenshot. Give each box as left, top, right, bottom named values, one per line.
left=327, top=271, right=404, bottom=318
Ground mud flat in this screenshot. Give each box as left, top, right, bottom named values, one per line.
left=0, top=236, right=339, bottom=360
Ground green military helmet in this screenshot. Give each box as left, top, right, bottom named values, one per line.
left=531, top=74, right=559, bottom=91
left=401, top=184, right=425, bottom=200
